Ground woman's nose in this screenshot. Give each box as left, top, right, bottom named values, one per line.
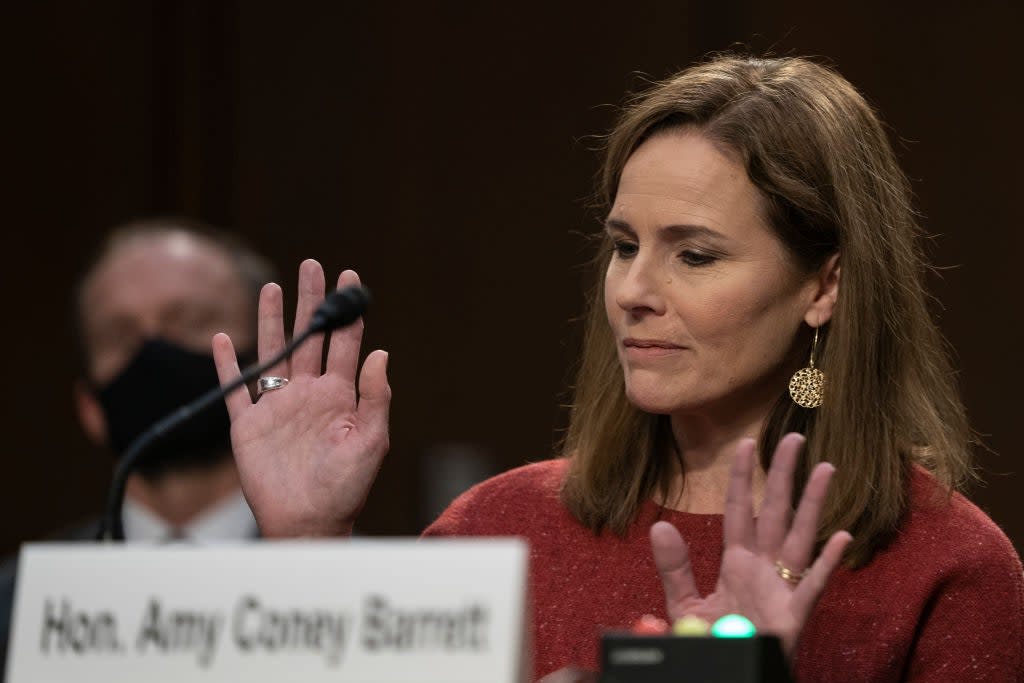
left=614, top=257, right=666, bottom=316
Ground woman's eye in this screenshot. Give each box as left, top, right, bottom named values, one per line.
left=612, top=240, right=638, bottom=258
left=680, top=250, right=716, bottom=267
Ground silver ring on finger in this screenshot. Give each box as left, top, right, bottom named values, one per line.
left=774, top=560, right=807, bottom=585
left=257, top=376, right=289, bottom=396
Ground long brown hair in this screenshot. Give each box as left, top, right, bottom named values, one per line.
left=561, top=55, right=973, bottom=567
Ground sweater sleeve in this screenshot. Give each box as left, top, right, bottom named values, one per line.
left=422, top=486, right=480, bottom=537
left=422, top=460, right=568, bottom=538
left=904, top=528, right=1024, bottom=682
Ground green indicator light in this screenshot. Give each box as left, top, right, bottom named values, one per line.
left=710, top=614, right=756, bottom=638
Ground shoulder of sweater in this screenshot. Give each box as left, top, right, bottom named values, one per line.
left=895, top=466, right=1022, bottom=577
left=422, top=459, right=568, bottom=536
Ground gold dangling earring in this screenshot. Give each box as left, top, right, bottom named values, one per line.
left=789, top=326, right=825, bottom=408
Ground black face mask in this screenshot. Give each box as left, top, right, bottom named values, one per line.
left=93, top=338, right=254, bottom=480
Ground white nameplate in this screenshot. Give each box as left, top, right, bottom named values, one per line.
left=7, top=539, right=528, bottom=682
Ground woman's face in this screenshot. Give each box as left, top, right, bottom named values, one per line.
left=604, top=129, right=823, bottom=419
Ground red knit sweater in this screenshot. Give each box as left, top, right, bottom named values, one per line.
left=424, top=459, right=1024, bottom=682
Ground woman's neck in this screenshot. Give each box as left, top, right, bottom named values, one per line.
left=658, top=408, right=770, bottom=514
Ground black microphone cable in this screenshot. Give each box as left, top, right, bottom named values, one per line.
left=96, top=285, right=371, bottom=541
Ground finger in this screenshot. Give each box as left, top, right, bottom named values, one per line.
left=723, top=439, right=757, bottom=550
left=325, top=270, right=365, bottom=399
left=790, top=531, right=852, bottom=619
left=291, top=259, right=327, bottom=378
left=649, top=521, right=700, bottom=620
left=755, top=433, right=804, bottom=556
left=212, top=332, right=251, bottom=420
left=778, top=462, right=836, bottom=572
left=258, top=282, right=289, bottom=378
left=537, top=668, right=598, bottom=683
left=354, top=349, right=391, bottom=455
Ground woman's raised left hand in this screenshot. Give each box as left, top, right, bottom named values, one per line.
left=650, top=433, right=852, bottom=658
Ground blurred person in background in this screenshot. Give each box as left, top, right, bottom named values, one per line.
left=0, top=219, right=275, bottom=673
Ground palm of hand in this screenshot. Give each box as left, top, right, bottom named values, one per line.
left=672, top=547, right=801, bottom=648
left=651, top=435, right=851, bottom=658
left=213, top=261, right=390, bottom=538
left=231, top=373, right=379, bottom=536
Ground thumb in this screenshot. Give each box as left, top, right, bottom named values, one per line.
left=355, top=349, right=391, bottom=453
left=650, top=521, right=700, bottom=620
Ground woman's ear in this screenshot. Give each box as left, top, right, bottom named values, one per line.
left=804, top=253, right=840, bottom=327
left=74, top=380, right=108, bottom=445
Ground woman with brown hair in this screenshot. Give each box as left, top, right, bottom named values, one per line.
left=212, top=55, right=1024, bottom=681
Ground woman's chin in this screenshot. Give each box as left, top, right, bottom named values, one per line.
left=624, top=386, right=691, bottom=416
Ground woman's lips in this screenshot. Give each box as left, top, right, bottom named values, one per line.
left=622, top=338, right=686, bottom=359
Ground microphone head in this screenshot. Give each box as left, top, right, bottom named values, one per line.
left=310, top=285, right=371, bottom=333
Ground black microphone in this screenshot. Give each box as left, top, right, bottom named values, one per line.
left=310, top=284, right=371, bottom=333
left=97, top=284, right=371, bottom=541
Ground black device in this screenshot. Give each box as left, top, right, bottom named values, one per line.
left=600, top=633, right=793, bottom=683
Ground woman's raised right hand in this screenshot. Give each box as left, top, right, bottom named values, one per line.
left=211, top=259, right=391, bottom=537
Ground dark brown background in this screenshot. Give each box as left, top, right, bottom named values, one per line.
left=4, top=2, right=1022, bottom=554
